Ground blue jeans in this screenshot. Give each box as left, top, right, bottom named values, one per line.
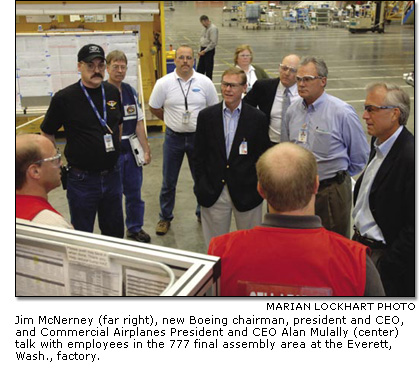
left=160, top=127, right=199, bottom=221
left=67, top=166, right=124, bottom=238
left=119, top=145, right=145, bottom=233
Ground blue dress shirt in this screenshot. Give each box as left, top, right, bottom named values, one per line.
left=282, top=92, right=369, bottom=180
left=223, top=101, right=242, bottom=158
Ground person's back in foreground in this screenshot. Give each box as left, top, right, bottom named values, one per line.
left=208, top=143, right=384, bottom=297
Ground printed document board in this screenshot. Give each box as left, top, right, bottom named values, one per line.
left=16, top=220, right=221, bottom=297
left=16, top=32, right=140, bottom=113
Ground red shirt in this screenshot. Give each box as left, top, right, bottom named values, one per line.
left=208, top=224, right=367, bottom=296
left=16, top=194, right=62, bottom=221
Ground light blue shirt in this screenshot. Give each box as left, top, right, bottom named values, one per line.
left=352, top=126, right=404, bottom=242
left=282, top=92, right=369, bottom=180
left=223, top=101, right=242, bottom=158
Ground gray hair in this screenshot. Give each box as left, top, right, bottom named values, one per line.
left=366, top=82, right=411, bottom=125
left=300, top=56, right=328, bottom=77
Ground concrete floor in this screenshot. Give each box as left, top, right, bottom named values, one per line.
left=48, top=1, right=415, bottom=255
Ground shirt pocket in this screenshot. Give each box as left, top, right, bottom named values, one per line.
left=312, top=128, right=331, bottom=157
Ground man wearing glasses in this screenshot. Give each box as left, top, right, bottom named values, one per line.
left=353, top=83, right=414, bottom=296
left=149, top=44, right=218, bottom=236
left=16, top=134, right=73, bottom=229
left=41, top=44, right=124, bottom=238
left=193, top=67, right=270, bottom=248
left=106, top=50, right=152, bottom=244
left=282, top=56, right=369, bottom=239
left=244, top=54, right=301, bottom=145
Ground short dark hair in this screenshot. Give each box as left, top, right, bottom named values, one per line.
left=200, top=15, right=209, bottom=22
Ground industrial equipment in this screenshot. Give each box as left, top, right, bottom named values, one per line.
left=349, top=1, right=385, bottom=33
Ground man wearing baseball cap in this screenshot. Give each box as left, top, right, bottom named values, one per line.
left=40, top=44, right=125, bottom=238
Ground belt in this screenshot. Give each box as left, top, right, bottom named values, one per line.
left=70, top=166, right=117, bottom=176
left=319, top=170, right=347, bottom=189
left=353, top=226, right=386, bottom=252
left=121, top=134, right=133, bottom=140
left=166, top=127, right=195, bottom=136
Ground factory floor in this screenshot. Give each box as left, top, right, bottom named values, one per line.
left=48, top=1, right=415, bottom=255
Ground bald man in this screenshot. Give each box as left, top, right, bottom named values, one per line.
left=208, top=143, right=384, bottom=297
left=244, top=54, right=301, bottom=145
left=16, top=134, right=72, bottom=228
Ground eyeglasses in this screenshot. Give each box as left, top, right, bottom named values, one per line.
left=110, top=64, right=127, bottom=72
left=364, top=105, right=398, bottom=113
left=238, top=54, right=252, bottom=58
left=176, top=55, right=193, bottom=61
left=221, top=81, right=245, bottom=89
left=33, top=150, right=62, bottom=166
left=279, top=64, right=298, bottom=74
left=296, top=75, right=324, bottom=83
left=82, top=61, right=106, bottom=71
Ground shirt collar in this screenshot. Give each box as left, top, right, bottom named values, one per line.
left=279, top=81, right=298, bottom=95
left=287, top=82, right=298, bottom=96
left=174, top=69, right=196, bottom=83
left=223, top=100, right=242, bottom=115
left=374, top=125, right=404, bottom=158
left=301, top=91, right=327, bottom=110
left=262, top=213, right=323, bottom=229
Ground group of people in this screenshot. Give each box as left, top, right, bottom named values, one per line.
left=16, top=15, right=414, bottom=297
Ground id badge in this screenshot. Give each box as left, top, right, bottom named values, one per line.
left=298, top=129, right=308, bottom=143
left=239, top=140, right=248, bottom=155
left=104, top=134, right=115, bottom=152
left=182, top=111, right=191, bottom=124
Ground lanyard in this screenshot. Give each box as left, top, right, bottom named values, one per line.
left=79, top=80, right=112, bottom=134
left=177, top=78, right=193, bottom=111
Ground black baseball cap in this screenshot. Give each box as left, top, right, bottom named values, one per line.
left=78, top=44, right=105, bottom=63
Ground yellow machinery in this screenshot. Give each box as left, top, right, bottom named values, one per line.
left=385, top=1, right=405, bottom=22
left=349, top=2, right=386, bottom=33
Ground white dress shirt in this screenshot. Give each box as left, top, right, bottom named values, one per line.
left=353, top=126, right=403, bottom=242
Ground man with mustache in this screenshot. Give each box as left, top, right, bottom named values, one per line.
left=149, top=44, right=218, bottom=236
left=41, top=44, right=124, bottom=238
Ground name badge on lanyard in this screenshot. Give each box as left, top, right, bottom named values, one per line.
left=178, top=79, right=192, bottom=125
left=80, top=81, right=115, bottom=153
left=104, top=134, right=115, bottom=152
left=298, top=123, right=308, bottom=143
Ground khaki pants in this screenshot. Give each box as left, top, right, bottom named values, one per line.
left=315, top=173, right=351, bottom=238
left=201, top=186, right=263, bottom=248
